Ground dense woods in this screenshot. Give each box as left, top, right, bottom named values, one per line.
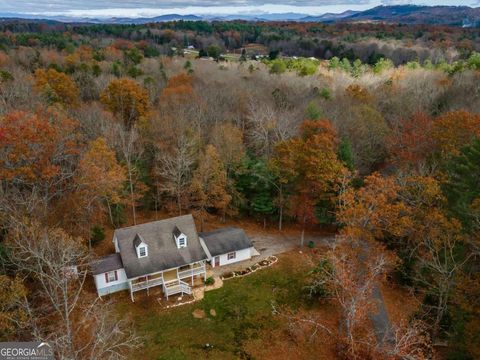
left=0, top=19, right=479, bottom=359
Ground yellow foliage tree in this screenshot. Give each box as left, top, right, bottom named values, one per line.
left=100, top=78, right=149, bottom=129
left=189, top=145, right=231, bottom=230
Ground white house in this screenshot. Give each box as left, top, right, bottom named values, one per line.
left=91, top=216, right=257, bottom=301
left=91, top=215, right=208, bottom=302
left=199, top=228, right=256, bottom=268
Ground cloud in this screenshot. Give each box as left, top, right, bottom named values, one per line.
left=381, top=0, right=414, bottom=4
left=1, top=0, right=371, bottom=13
left=1, top=0, right=475, bottom=16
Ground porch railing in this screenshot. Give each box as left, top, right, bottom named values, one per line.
left=131, top=276, right=163, bottom=292
left=164, top=280, right=191, bottom=298
left=177, top=264, right=206, bottom=279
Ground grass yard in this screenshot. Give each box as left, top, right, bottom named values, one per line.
left=116, top=250, right=337, bottom=360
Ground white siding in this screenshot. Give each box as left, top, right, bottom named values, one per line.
left=213, top=247, right=252, bottom=267
left=94, top=268, right=128, bottom=290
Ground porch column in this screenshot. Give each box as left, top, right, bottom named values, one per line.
left=129, top=281, right=134, bottom=302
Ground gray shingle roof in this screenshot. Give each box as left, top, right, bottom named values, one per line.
left=173, top=226, right=182, bottom=238
left=133, top=233, right=144, bottom=248
left=115, top=214, right=207, bottom=279
left=199, top=227, right=253, bottom=257
left=91, top=253, right=124, bottom=275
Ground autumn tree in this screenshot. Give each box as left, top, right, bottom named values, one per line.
left=0, top=275, right=28, bottom=340
left=432, top=110, right=480, bottom=157
left=74, top=137, right=126, bottom=239
left=210, top=122, right=246, bottom=173
left=306, top=237, right=398, bottom=359
left=189, top=145, right=231, bottom=231
left=0, top=110, right=80, bottom=219
left=112, top=125, right=147, bottom=225
left=452, top=273, right=480, bottom=359
left=100, top=78, right=149, bottom=129
left=339, top=172, right=470, bottom=340
left=160, top=72, right=193, bottom=105
left=271, top=120, right=345, bottom=243
left=154, top=133, right=197, bottom=215
left=337, top=173, right=412, bottom=244
left=387, top=112, right=435, bottom=169
left=6, top=220, right=140, bottom=359
left=34, top=68, right=79, bottom=107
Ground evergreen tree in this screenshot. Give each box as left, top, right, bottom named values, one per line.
left=444, top=139, right=480, bottom=233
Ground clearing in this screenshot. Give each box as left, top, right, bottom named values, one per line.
left=115, top=250, right=339, bottom=360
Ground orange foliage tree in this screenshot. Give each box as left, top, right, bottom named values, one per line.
left=432, top=110, right=480, bottom=156
left=271, top=120, right=345, bottom=244
left=0, top=110, right=80, bottom=218
left=34, top=68, right=79, bottom=107
left=100, top=78, right=149, bottom=129
left=74, top=138, right=126, bottom=235
left=337, top=173, right=413, bottom=243
left=160, top=73, right=193, bottom=105
left=387, top=112, right=436, bottom=168
left=0, top=110, right=78, bottom=184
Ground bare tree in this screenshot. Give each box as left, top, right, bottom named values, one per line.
left=113, top=125, right=143, bottom=225
left=154, top=134, right=196, bottom=215
left=7, top=219, right=141, bottom=359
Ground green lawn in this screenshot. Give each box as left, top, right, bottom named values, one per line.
left=118, top=253, right=313, bottom=360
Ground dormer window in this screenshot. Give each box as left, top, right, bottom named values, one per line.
left=173, top=226, right=187, bottom=249
left=178, top=236, right=186, bottom=248
left=133, top=234, right=148, bottom=258
left=138, top=245, right=147, bottom=257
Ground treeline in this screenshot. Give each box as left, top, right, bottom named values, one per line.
left=0, top=29, right=479, bottom=358
left=0, top=19, right=479, bottom=64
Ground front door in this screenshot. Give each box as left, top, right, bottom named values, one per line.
left=214, top=256, right=220, bottom=267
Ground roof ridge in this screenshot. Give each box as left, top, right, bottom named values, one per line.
left=114, top=214, right=194, bottom=233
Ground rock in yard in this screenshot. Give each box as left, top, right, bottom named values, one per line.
left=192, top=309, right=206, bottom=319
left=210, top=309, right=217, bottom=317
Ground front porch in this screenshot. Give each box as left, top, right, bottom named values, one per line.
left=128, top=261, right=207, bottom=302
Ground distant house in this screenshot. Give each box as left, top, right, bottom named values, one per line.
left=199, top=228, right=255, bottom=268
left=91, top=215, right=256, bottom=301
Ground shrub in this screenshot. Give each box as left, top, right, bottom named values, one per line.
left=205, top=276, right=215, bottom=286
left=90, top=226, right=105, bottom=246
left=269, top=59, right=286, bottom=74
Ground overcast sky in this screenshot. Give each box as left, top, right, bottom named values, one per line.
left=1, top=0, right=477, bottom=18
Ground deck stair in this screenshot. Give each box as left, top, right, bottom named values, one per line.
left=163, top=279, right=192, bottom=299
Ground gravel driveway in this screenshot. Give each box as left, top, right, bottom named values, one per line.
left=210, top=230, right=335, bottom=276
left=249, top=231, right=335, bottom=257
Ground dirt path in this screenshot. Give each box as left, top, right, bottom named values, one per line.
left=370, top=285, right=393, bottom=343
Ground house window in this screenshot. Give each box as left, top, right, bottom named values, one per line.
left=105, top=270, right=118, bottom=283
left=178, top=237, right=186, bottom=248
left=227, top=252, right=236, bottom=260
left=138, top=246, right=147, bottom=257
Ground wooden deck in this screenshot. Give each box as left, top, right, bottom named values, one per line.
left=129, top=262, right=207, bottom=301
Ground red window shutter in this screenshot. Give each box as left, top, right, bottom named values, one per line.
left=114, top=270, right=118, bottom=281
left=105, top=273, right=109, bottom=283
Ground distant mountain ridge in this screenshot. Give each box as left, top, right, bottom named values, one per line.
left=0, top=5, right=479, bottom=26
left=344, top=5, right=480, bottom=26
